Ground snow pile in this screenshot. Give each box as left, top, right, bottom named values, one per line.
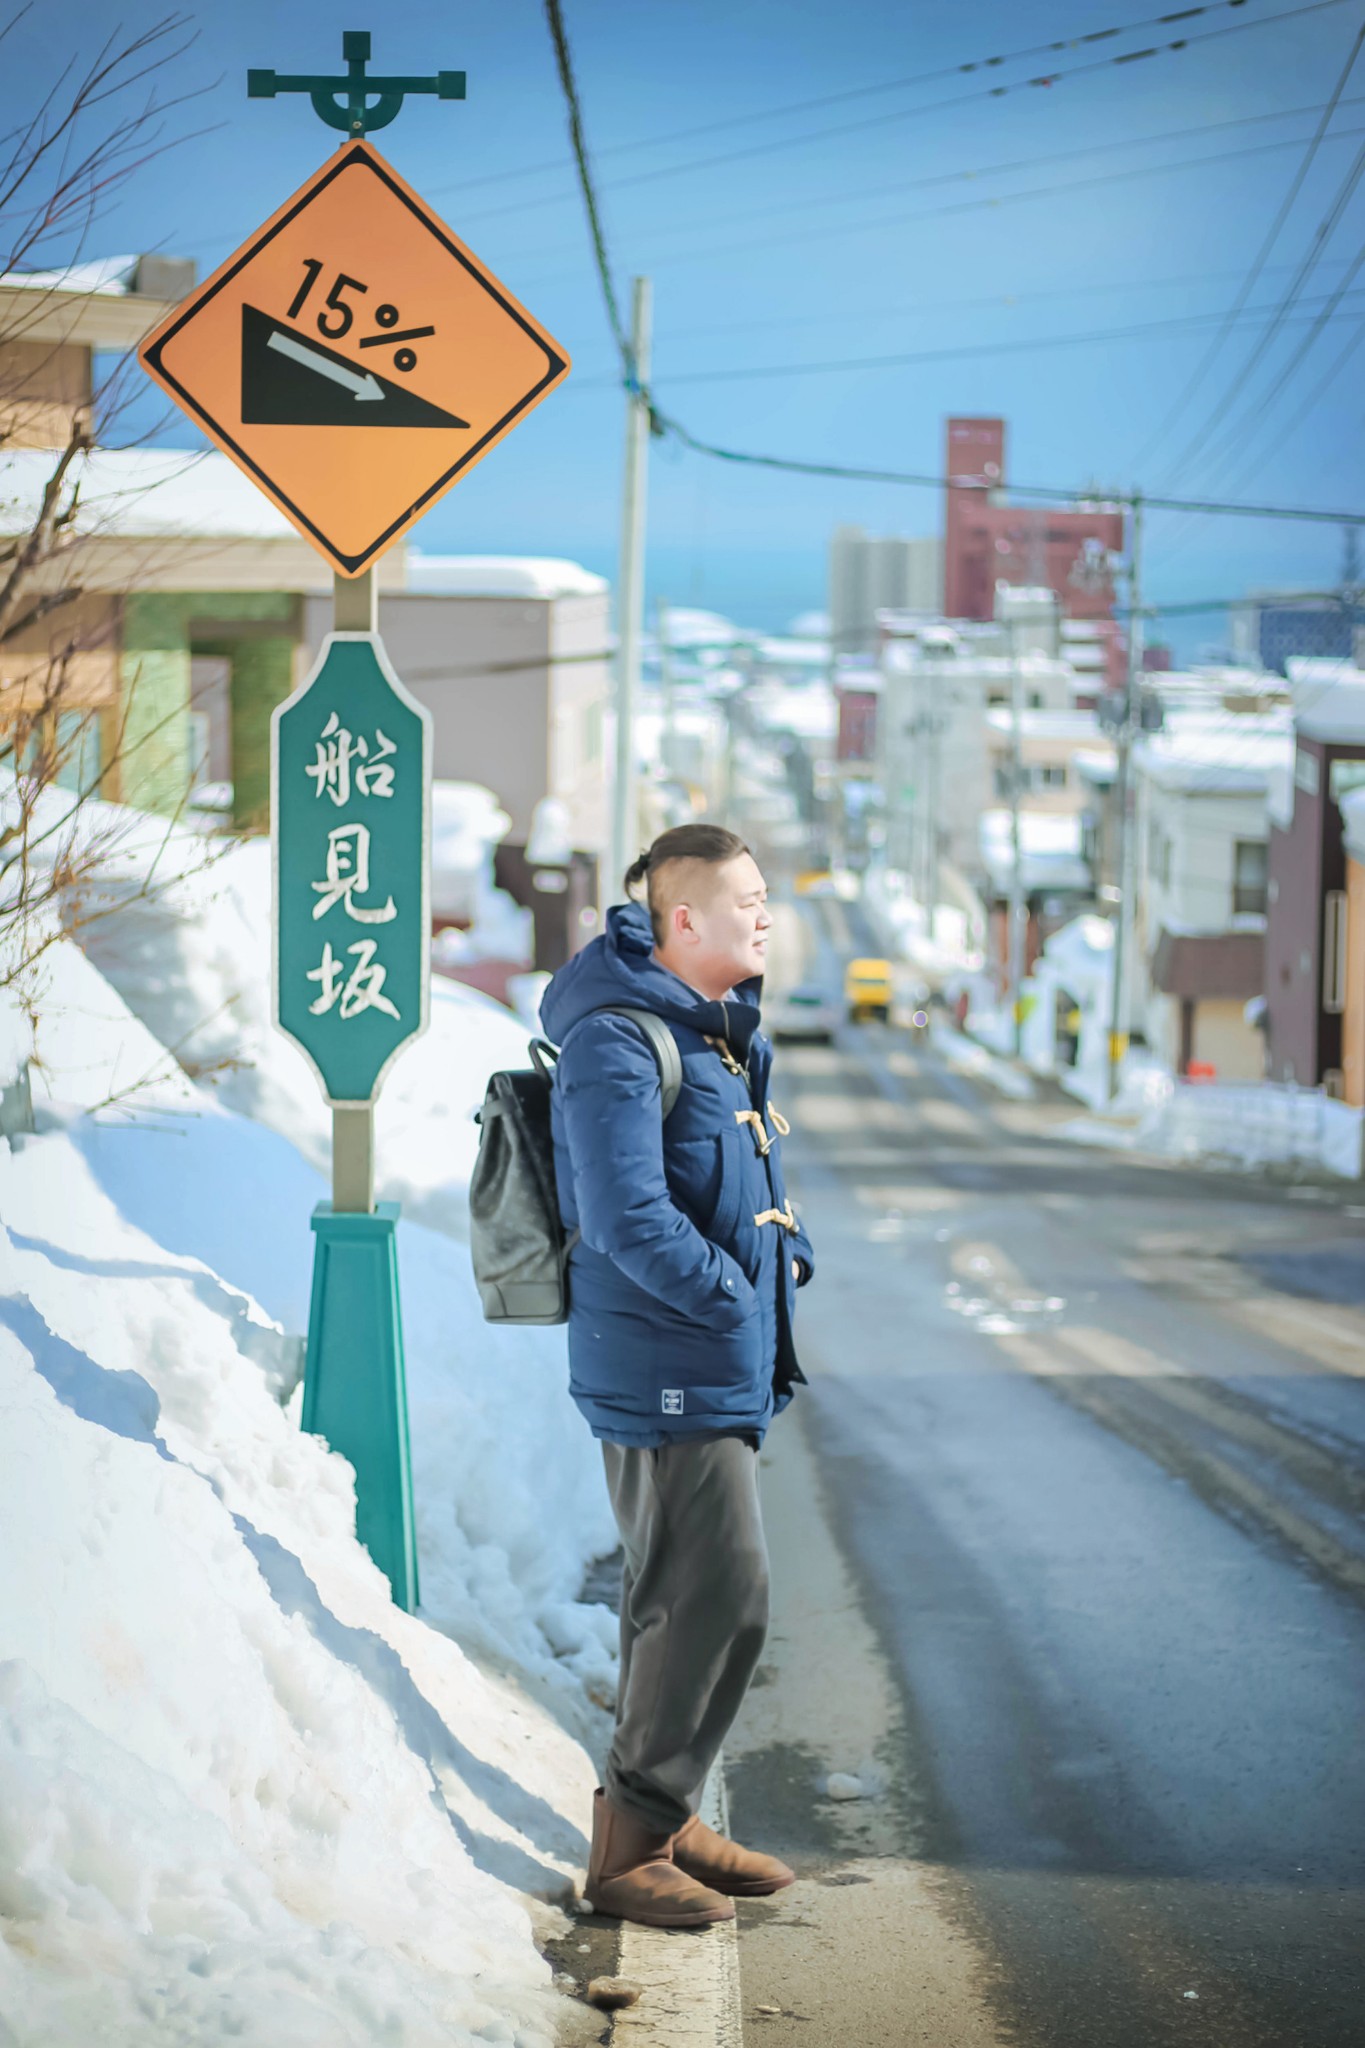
left=3, top=775, right=531, bottom=1237
left=861, top=866, right=984, bottom=985
left=429, top=780, right=529, bottom=955
left=0, top=1118, right=595, bottom=2043
left=0, top=878, right=622, bottom=2037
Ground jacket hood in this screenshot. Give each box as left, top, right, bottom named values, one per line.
left=540, top=901, right=763, bottom=1057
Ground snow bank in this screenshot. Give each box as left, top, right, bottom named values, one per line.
left=0, top=903, right=621, bottom=2037
left=0, top=1126, right=595, bottom=2044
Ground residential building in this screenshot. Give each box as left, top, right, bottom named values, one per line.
left=1131, top=716, right=1293, bottom=1081
left=877, top=589, right=1077, bottom=899
left=1230, top=590, right=1365, bottom=677
left=301, top=555, right=610, bottom=863
left=1340, top=785, right=1365, bottom=1108
left=829, top=525, right=941, bottom=657
left=1, top=259, right=613, bottom=968
left=1263, top=662, right=1365, bottom=1092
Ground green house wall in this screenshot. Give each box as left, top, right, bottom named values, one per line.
left=119, top=591, right=299, bottom=828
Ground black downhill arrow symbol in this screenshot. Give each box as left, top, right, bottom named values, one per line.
left=240, top=305, right=469, bottom=428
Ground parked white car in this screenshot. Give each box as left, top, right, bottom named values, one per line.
left=768, top=983, right=840, bottom=1043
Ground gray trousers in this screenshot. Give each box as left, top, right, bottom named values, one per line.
left=600, top=1436, right=770, bottom=1836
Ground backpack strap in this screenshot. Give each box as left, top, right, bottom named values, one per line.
left=599, top=1006, right=683, bottom=1120
left=538, top=1007, right=683, bottom=1119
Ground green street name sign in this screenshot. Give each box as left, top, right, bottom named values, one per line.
left=272, top=634, right=431, bottom=1104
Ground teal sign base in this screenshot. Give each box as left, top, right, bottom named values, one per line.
left=302, top=1201, right=419, bottom=1611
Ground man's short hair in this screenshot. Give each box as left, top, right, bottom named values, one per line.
left=624, top=824, right=751, bottom=945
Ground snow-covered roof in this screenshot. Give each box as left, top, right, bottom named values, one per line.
left=1041, top=912, right=1114, bottom=978
left=0, top=255, right=140, bottom=295
left=1284, top=659, right=1365, bottom=742
left=984, top=708, right=1104, bottom=741
left=0, top=445, right=299, bottom=540
left=1342, top=785, right=1365, bottom=868
left=756, top=636, right=829, bottom=667
left=405, top=552, right=607, bottom=600
left=979, top=807, right=1091, bottom=893
left=1134, top=717, right=1293, bottom=794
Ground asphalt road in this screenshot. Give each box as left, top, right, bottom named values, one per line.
left=726, top=894, right=1365, bottom=2048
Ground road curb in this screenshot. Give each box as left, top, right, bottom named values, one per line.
left=609, top=1761, right=743, bottom=2047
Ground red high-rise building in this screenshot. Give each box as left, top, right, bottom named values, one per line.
left=943, top=417, right=1124, bottom=627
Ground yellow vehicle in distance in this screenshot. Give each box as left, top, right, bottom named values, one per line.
left=844, top=957, right=894, bottom=1023
left=794, top=868, right=834, bottom=897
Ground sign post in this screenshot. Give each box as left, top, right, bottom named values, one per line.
left=137, top=33, right=570, bottom=1610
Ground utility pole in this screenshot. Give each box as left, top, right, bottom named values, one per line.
left=611, top=276, right=652, bottom=899
left=1108, top=492, right=1143, bottom=1102
left=925, top=686, right=942, bottom=933
left=657, top=593, right=674, bottom=780
left=1007, top=616, right=1027, bottom=1055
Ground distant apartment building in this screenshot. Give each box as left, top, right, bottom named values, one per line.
left=1231, top=591, right=1365, bottom=677
left=829, top=525, right=941, bottom=657
left=878, top=589, right=1077, bottom=894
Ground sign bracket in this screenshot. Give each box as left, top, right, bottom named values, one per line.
left=248, top=30, right=464, bottom=138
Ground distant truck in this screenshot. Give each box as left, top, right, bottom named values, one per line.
left=844, top=957, right=893, bottom=1024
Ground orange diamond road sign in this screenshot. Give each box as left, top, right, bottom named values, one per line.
left=138, top=140, right=570, bottom=576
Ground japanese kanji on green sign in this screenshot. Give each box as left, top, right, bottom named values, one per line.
left=272, top=634, right=431, bottom=1104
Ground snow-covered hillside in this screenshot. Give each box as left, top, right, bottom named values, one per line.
left=0, top=807, right=619, bottom=2043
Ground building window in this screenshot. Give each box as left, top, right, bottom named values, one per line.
left=1232, top=838, right=1268, bottom=916
left=1038, top=763, right=1067, bottom=789
left=1323, top=890, right=1347, bottom=1014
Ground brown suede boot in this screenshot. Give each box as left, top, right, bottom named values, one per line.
left=671, top=1813, right=796, bottom=1897
left=583, top=1789, right=736, bottom=1927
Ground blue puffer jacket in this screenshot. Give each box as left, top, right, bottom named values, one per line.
left=540, top=902, right=814, bottom=1447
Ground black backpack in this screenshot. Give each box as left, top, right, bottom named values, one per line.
left=469, top=1007, right=683, bottom=1325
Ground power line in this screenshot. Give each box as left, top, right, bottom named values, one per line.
left=429, top=0, right=1301, bottom=207
left=582, top=0, right=1355, bottom=201
left=593, top=253, right=1363, bottom=352
left=543, top=0, right=1365, bottom=531
left=1158, top=125, right=1365, bottom=487
left=553, top=99, right=1365, bottom=272
left=563, top=284, right=1365, bottom=392
left=1129, top=13, right=1365, bottom=474
left=1199, top=236, right=1365, bottom=483
left=542, top=0, right=629, bottom=363
left=662, top=418, right=1365, bottom=526
left=1217, top=309, right=1365, bottom=484
left=527, top=120, right=1365, bottom=290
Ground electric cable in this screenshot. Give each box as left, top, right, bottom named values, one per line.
left=533, top=0, right=1359, bottom=223
left=1157, top=126, right=1365, bottom=487
left=562, top=284, right=1365, bottom=392
left=543, top=0, right=1365, bottom=531
left=493, top=118, right=1365, bottom=282
left=1128, top=12, right=1365, bottom=475
left=451, top=0, right=1298, bottom=201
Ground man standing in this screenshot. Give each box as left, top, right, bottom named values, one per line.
left=540, top=823, right=814, bottom=1929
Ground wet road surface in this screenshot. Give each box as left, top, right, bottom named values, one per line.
left=728, top=897, right=1365, bottom=2048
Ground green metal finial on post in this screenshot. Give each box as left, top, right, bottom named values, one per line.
left=248, top=30, right=465, bottom=137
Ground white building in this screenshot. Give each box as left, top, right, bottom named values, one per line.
left=1131, top=714, right=1293, bottom=1080
left=877, top=598, right=1077, bottom=896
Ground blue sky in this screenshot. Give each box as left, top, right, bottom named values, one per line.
left=18, top=0, right=1365, bottom=652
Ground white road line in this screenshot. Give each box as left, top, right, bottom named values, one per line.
left=612, top=1761, right=743, bottom=2046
